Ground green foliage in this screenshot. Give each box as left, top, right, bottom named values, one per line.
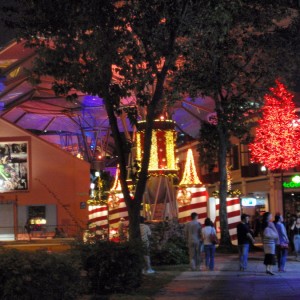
left=174, top=1, right=300, bottom=162
left=171, top=0, right=300, bottom=246
left=1, top=0, right=203, bottom=243
left=197, top=122, right=219, bottom=167
left=0, top=249, right=80, bottom=300
left=150, top=220, right=188, bottom=265
left=77, top=240, right=144, bottom=295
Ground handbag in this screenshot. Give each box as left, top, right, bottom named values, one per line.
left=280, top=242, right=289, bottom=249
left=210, top=228, right=219, bottom=245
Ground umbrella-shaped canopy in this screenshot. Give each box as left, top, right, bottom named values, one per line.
left=0, top=40, right=215, bottom=167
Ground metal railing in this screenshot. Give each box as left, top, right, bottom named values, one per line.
left=0, top=224, right=83, bottom=241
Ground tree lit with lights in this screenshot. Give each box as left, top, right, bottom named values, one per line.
left=249, top=80, right=300, bottom=170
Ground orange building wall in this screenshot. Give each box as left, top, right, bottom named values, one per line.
left=0, top=118, right=90, bottom=235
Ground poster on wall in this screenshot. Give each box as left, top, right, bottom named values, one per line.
left=0, top=141, right=29, bottom=192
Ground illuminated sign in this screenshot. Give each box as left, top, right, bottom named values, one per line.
left=241, top=197, right=257, bottom=207
left=283, top=175, right=300, bottom=189
left=292, top=175, right=300, bottom=183
left=283, top=182, right=300, bottom=188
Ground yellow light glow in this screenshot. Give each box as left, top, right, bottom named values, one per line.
left=166, top=131, right=176, bottom=169
left=149, top=131, right=158, bottom=170
left=179, top=149, right=202, bottom=186
left=176, top=188, right=192, bottom=206
left=227, top=164, right=232, bottom=192
left=135, top=119, right=178, bottom=173
left=136, top=132, right=142, bottom=161
left=110, top=165, right=122, bottom=192
left=107, top=193, right=120, bottom=209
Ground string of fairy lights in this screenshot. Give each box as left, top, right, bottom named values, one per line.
left=136, top=119, right=178, bottom=174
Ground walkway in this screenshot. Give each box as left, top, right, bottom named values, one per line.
left=154, top=251, right=300, bottom=300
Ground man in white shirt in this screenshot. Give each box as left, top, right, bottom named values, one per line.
left=140, top=216, right=155, bottom=274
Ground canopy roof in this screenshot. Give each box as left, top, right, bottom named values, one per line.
left=0, top=40, right=215, bottom=166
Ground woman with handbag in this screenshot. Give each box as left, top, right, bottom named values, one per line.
left=274, top=213, right=289, bottom=272
left=262, top=212, right=279, bottom=275
left=202, top=218, right=217, bottom=271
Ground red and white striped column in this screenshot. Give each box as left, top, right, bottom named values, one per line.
left=178, top=187, right=208, bottom=226
left=88, top=204, right=108, bottom=231
left=108, top=194, right=128, bottom=228
left=214, top=197, right=241, bottom=245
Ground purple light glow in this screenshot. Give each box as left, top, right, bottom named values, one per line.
left=82, top=95, right=103, bottom=107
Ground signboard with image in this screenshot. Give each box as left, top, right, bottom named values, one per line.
left=0, top=140, right=29, bottom=192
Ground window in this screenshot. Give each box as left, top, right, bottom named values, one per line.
left=28, top=206, right=46, bottom=219
left=228, top=144, right=239, bottom=170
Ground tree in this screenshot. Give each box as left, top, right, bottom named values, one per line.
left=2, top=0, right=200, bottom=242
left=249, top=80, right=300, bottom=170
left=173, top=1, right=300, bottom=248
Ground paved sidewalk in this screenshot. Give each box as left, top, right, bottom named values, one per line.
left=154, top=251, right=300, bottom=300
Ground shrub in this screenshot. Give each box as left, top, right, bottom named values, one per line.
left=77, top=240, right=144, bottom=295
left=0, top=249, right=80, bottom=300
left=150, top=219, right=189, bottom=265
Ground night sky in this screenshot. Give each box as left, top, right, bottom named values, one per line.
left=0, top=0, right=16, bottom=47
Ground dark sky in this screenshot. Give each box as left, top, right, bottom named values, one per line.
left=0, top=0, right=16, bottom=47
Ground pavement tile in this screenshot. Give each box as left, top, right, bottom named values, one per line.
left=154, top=251, right=300, bottom=300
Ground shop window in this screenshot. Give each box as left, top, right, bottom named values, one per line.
left=284, top=193, right=300, bottom=217
left=28, top=206, right=46, bottom=231
left=228, top=144, right=239, bottom=170
left=240, top=144, right=251, bottom=166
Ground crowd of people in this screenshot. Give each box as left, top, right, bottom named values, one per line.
left=183, top=211, right=299, bottom=274
left=114, top=210, right=299, bottom=275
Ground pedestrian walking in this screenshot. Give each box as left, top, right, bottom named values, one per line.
left=118, top=217, right=127, bottom=242
left=290, top=216, right=300, bottom=261
left=237, top=213, right=255, bottom=271
left=140, top=216, right=155, bottom=274
left=274, top=213, right=289, bottom=272
left=202, top=218, right=216, bottom=271
left=184, top=212, right=202, bottom=271
left=24, top=218, right=32, bottom=241
left=262, top=212, right=279, bottom=275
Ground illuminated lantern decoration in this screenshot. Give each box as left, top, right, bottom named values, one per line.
left=249, top=80, right=300, bottom=170
left=179, top=148, right=202, bottom=187
left=177, top=149, right=208, bottom=225
left=136, top=119, right=178, bottom=175
left=135, top=118, right=179, bottom=220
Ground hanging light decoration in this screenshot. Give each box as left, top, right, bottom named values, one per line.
left=136, top=119, right=178, bottom=176
left=177, top=148, right=205, bottom=206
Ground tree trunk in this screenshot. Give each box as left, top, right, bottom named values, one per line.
left=218, top=125, right=232, bottom=249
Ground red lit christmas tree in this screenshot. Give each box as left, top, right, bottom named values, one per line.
left=249, top=80, right=300, bottom=170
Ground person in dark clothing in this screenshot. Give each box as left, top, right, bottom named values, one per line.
left=237, top=214, right=255, bottom=271
left=24, top=218, right=32, bottom=241
left=274, top=213, right=289, bottom=272
left=253, top=212, right=262, bottom=237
